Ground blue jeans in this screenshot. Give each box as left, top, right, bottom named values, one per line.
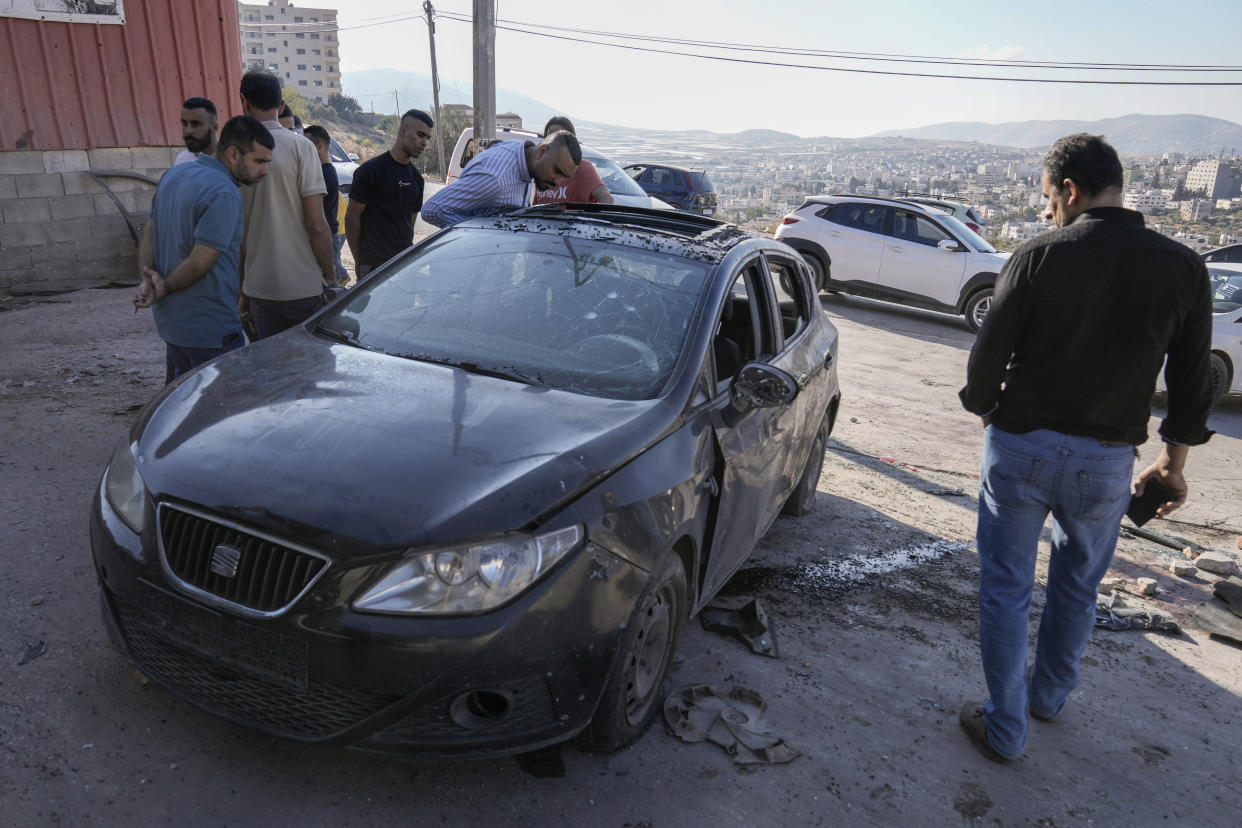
left=976, top=426, right=1134, bottom=759
left=331, top=233, right=349, bottom=284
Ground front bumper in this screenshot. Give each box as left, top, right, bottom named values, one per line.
left=90, top=484, right=645, bottom=758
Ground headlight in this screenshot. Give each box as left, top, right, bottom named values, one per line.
left=104, top=440, right=148, bottom=535
left=353, top=524, right=584, bottom=615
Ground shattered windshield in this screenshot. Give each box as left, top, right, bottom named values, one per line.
left=317, top=227, right=712, bottom=399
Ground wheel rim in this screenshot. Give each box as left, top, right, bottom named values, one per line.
left=971, top=294, right=992, bottom=327
left=624, top=588, right=673, bottom=724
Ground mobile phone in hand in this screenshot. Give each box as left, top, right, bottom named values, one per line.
left=1127, top=480, right=1174, bottom=527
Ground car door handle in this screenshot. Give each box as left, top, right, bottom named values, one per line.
left=888, top=245, right=904, bottom=252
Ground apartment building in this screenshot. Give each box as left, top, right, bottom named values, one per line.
left=1122, top=189, right=1171, bottom=212
left=239, top=0, right=341, bottom=103
left=1184, top=159, right=1242, bottom=200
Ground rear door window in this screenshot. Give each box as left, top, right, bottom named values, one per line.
left=821, top=203, right=888, bottom=235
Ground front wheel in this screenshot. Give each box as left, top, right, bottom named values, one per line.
left=1209, top=351, right=1230, bottom=407
left=578, top=555, right=686, bottom=752
left=782, top=411, right=830, bottom=516
left=964, top=287, right=994, bottom=333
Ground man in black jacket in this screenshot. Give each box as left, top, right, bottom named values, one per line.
left=957, top=133, right=1213, bottom=763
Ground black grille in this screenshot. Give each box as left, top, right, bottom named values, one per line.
left=159, top=505, right=327, bottom=614
left=115, top=598, right=401, bottom=741
left=367, top=677, right=557, bottom=744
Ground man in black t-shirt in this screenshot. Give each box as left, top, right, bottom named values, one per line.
left=344, top=109, right=434, bottom=279
left=304, top=125, right=348, bottom=285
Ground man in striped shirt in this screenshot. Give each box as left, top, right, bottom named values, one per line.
left=421, top=131, right=581, bottom=228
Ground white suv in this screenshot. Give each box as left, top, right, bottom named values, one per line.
left=775, top=195, right=1008, bottom=332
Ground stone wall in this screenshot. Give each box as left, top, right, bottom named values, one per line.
left=0, top=147, right=178, bottom=291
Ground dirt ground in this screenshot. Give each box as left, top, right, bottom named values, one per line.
left=1, top=279, right=1240, bottom=827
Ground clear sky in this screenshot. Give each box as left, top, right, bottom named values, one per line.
left=335, top=0, right=1242, bottom=137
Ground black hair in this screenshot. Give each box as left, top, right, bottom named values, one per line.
left=546, top=130, right=582, bottom=166
left=182, top=97, right=217, bottom=118
left=1044, top=133, right=1123, bottom=197
left=402, top=109, right=434, bottom=129
left=241, top=70, right=283, bottom=112
left=278, top=102, right=292, bottom=119
left=217, top=115, right=275, bottom=156
left=544, top=116, right=575, bottom=136
left=293, top=114, right=303, bottom=129
left=303, top=124, right=330, bottom=146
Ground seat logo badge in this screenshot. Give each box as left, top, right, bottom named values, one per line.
left=210, top=544, right=242, bottom=578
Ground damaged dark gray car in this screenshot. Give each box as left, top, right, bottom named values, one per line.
left=90, top=204, right=842, bottom=757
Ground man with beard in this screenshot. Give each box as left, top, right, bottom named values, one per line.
left=135, top=116, right=274, bottom=382
left=420, top=130, right=580, bottom=228
left=957, top=133, right=1213, bottom=763
left=174, top=97, right=218, bottom=166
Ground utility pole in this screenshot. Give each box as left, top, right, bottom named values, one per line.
left=472, top=0, right=496, bottom=150
left=424, top=0, right=446, bottom=181
left=392, top=89, right=400, bottom=117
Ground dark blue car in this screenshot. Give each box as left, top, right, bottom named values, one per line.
left=624, top=163, right=717, bottom=216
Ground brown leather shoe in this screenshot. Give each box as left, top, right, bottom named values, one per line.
left=959, top=702, right=1014, bottom=763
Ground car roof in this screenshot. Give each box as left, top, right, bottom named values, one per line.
left=797, top=194, right=950, bottom=216
left=457, top=204, right=754, bottom=264
left=624, top=162, right=705, bottom=174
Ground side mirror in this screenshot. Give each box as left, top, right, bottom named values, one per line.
left=937, top=239, right=962, bottom=252
left=347, top=152, right=359, bottom=162
left=732, top=362, right=798, bottom=411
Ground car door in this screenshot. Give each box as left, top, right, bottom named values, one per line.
left=814, top=202, right=888, bottom=285
left=700, top=258, right=798, bottom=601
left=879, top=208, right=968, bottom=306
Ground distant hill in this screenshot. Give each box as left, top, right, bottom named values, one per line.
left=873, top=114, right=1242, bottom=154
left=341, top=68, right=561, bottom=129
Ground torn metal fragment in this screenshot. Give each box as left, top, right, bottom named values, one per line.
left=700, top=598, right=778, bottom=657
left=19, top=641, right=46, bottom=665
left=663, top=684, right=800, bottom=764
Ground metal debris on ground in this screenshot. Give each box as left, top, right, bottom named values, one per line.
left=18, top=641, right=46, bottom=665
left=1095, top=593, right=1181, bottom=634
left=663, top=684, right=800, bottom=764
left=700, top=598, right=779, bottom=658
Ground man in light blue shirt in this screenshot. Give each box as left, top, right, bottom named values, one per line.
left=135, top=116, right=274, bottom=382
left=421, top=130, right=581, bottom=228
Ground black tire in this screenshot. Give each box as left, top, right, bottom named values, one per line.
left=578, top=555, right=686, bottom=752
left=964, top=287, right=994, bottom=333
left=802, top=252, right=828, bottom=293
left=1209, top=351, right=1230, bottom=407
left=782, top=412, right=829, bottom=516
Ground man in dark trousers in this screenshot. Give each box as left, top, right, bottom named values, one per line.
left=344, top=109, right=433, bottom=280
left=135, top=116, right=273, bottom=382
left=303, top=124, right=348, bottom=285
left=957, top=133, right=1214, bottom=763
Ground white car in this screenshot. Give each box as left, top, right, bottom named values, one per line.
left=775, top=195, right=1007, bottom=331
left=1154, top=262, right=1242, bottom=407
left=327, top=135, right=358, bottom=195
left=446, top=127, right=671, bottom=210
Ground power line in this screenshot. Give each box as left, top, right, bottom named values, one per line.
left=431, top=11, right=1242, bottom=85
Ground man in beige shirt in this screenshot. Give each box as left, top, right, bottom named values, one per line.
left=237, top=70, right=336, bottom=339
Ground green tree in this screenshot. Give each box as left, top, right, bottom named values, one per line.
left=328, top=93, right=363, bottom=122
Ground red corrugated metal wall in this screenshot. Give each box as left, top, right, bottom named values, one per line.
left=0, top=0, right=242, bottom=151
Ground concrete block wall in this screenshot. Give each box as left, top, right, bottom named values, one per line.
left=0, top=147, right=178, bottom=290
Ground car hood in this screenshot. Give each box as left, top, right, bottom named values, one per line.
left=134, top=331, right=674, bottom=550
